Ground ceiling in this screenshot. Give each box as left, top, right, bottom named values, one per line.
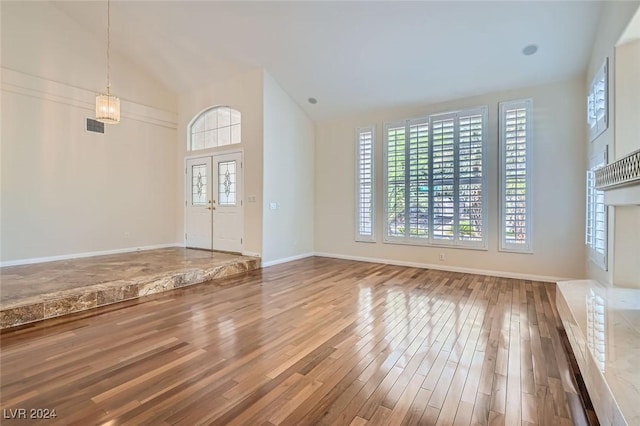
left=619, top=6, right=640, bottom=45
left=53, top=1, right=603, bottom=121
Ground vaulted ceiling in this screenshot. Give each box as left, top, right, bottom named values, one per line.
left=53, top=1, right=603, bottom=120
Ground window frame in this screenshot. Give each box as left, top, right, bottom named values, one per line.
left=383, top=118, right=431, bottom=246
left=382, top=106, right=488, bottom=250
left=499, top=98, right=533, bottom=253
left=188, top=106, right=241, bottom=152
left=355, top=126, right=376, bottom=242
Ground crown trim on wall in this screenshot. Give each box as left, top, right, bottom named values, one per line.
left=2, top=68, right=177, bottom=129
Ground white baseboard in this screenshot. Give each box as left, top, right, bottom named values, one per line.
left=0, top=243, right=183, bottom=267
left=262, top=252, right=314, bottom=268
left=313, top=252, right=577, bottom=283
left=1, top=245, right=577, bottom=283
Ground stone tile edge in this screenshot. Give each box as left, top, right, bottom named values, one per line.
left=0, top=258, right=260, bottom=329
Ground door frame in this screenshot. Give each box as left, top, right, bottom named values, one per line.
left=184, top=148, right=244, bottom=253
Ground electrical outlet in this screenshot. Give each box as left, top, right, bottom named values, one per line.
left=439, top=253, right=445, bottom=261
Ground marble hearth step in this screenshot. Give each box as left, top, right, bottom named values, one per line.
left=556, top=280, right=640, bottom=426
left=0, top=248, right=261, bottom=329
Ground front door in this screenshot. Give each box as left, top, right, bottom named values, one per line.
left=185, top=152, right=243, bottom=253
left=186, top=157, right=213, bottom=249
left=212, top=152, right=243, bottom=252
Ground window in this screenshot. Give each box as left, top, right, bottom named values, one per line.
left=189, top=106, right=241, bottom=151
left=356, top=127, right=375, bottom=242
left=587, top=58, right=608, bottom=142
left=191, top=164, right=208, bottom=206
left=383, top=107, right=487, bottom=248
left=586, top=149, right=607, bottom=270
left=218, top=160, right=237, bottom=206
left=499, top=99, right=533, bottom=252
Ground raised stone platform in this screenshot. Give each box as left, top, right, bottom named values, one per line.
left=556, top=280, right=640, bottom=425
left=0, top=248, right=261, bottom=329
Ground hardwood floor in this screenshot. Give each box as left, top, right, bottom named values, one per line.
left=0, top=257, right=587, bottom=425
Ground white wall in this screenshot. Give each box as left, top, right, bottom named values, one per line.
left=613, top=206, right=640, bottom=287
left=612, top=37, right=640, bottom=289
left=614, top=40, right=640, bottom=160
left=585, top=1, right=640, bottom=285
left=315, top=77, right=586, bottom=281
left=262, top=72, right=314, bottom=264
left=177, top=69, right=264, bottom=256
left=1, top=2, right=179, bottom=264
left=1, top=1, right=176, bottom=111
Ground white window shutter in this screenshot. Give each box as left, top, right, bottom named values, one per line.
left=355, top=127, right=375, bottom=242
left=500, top=99, right=533, bottom=253
left=588, top=59, right=608, bottom=142
left=457, top=112, right=485, bottom=244
left=430, top=114, right=456, bottom=242
left=408, top=119, right=430, bottom=239
left=586, top=149, right=608, bottom=270
left=384, top=122, right=407, bottom=242
left=382, top=107, right=487, bottom=249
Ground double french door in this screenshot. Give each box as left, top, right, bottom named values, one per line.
left=185, top=152, right=243, bottom=252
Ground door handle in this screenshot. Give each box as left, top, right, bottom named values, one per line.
left=208, top=206, right=215, bottom=210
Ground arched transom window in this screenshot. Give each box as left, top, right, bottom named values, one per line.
left=189, top=106, right=241, bottom=151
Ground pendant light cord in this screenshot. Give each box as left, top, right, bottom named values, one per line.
left=106, top=0, right=111, bottom=95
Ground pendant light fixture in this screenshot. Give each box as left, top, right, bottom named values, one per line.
left=95, top=0, right=120, bottom=124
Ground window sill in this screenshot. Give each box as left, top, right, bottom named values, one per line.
left=498, top=248, right=534, bottom=255
left=355, top=238, right=376, bottom=244
left=382, top=238, right=488, bottom=251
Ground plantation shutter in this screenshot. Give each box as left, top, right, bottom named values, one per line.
left=458, top=113, right=484, bottom=243
left=586, top=149, right=607, bottom=269
left=588, top=59, right=608, bottom=141
left=430, top=114, right=456, bottom=242
left=383, top=107, right=487, bottom=248
left=500, top=99, right=532, bottom=252
left=428, top=108, right=487, bottom=248
left=355, top=127, right=375, bottom=242
left=593, top=183, right=607, bottom=267
left=385, top=123, right=406, bottom=240
left=586, top=170, right=595, bottom=247
left=408, top=119, right=430, bottom=239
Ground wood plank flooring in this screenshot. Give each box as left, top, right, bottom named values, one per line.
left=0, top=257, right=587, bottom=425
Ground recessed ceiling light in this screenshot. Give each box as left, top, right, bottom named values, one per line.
left=522, top=44, right=538, bottom=56
left=308, top=97, right=318, bottom=105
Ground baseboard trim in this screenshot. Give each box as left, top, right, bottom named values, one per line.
left=1, top=246, right=578, bottom=282
left=313, top=252, right=577, bottom=283
left=0, top=243, right=183, bottom=267
left=262, top=252, right=314, bottom=268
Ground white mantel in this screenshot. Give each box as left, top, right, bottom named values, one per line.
left=605, top=185, right=640, bottom=206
